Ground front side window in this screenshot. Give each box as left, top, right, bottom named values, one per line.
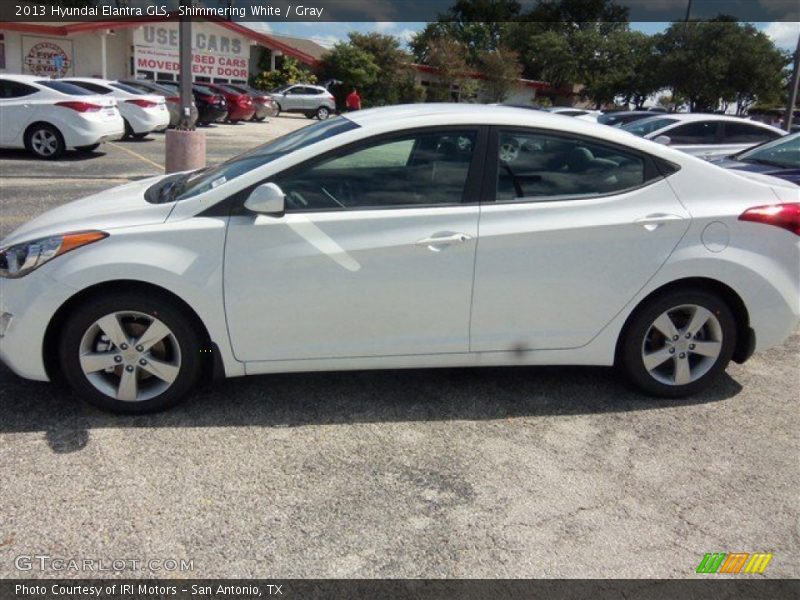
left=722, top=122, right=781, bottom=144
left=275, top=130, right=477, bottom=211
left=0, top=80, right=37, bottom=98
left=667, top=121, right=719, bottom=144
left=496, top=130, right=648, bottom=201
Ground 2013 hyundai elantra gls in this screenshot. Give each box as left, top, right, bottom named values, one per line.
left=1, top=105, right=798, bottom=413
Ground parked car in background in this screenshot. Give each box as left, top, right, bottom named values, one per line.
left=221, top=83, right=277, bottom=121
left=1, top=105, right=797, bottom=413
left=598, top=111, right=660, bottom=128
left=200, top=82, right=255, bottom=123
left=0, top=74, right=123, bottom=159
left=61, top=77, right=169, bottom=139
left=155, top=81, right=228, bottom=126
left=268, top=84, right=336, bottom=120
left=117, top=79, right=198, bottom=129
left=712, top=132, right=800, bottom=185
left=622, top=114, right=786, bottom=160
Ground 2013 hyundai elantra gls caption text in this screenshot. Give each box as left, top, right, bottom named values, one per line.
left=1, top=105, right=798, bottom=413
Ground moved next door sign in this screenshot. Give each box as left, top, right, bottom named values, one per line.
left=134, top=46, right=248, bottom=79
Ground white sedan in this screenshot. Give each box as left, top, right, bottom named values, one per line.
left=62, top=77, right=170, bottom=138
left=0, top=74, right=123, bottom=159
left=622, top=113, right=786, bottom=160
left=1, top=105, right=798, bottom=413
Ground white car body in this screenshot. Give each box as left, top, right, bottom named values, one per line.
left=1, top=105, right=798, bottom=410
left=624, top=113, right=786, bottom=160
left=62, top=77, right=170, bottom=135
left=0, top=74, right=123, bottom=154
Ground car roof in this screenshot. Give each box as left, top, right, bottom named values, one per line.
left=60, top=77, right=111, bottom=83
left=0, top=73, right=48, bottom=83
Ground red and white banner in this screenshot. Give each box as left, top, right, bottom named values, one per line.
left=133, top=45, right=248, bottom=79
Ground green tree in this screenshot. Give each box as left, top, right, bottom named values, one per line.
left=318, top=42, right=380, bottom=98
left=613, top=31, right=662, bottom=109
left=348, top=32, right=412, bottom=106
left=477, top=46, right=523, bottom=102
left=425, top=37, right=477, bottom=102
left=252, top=55, right=316, bottom=91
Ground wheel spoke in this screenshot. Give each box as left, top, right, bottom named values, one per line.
left=673, top=356, right=692, bottom=385
left=117, top=368, right=139, bottom=401
left=652, top=312, right=679, bottom=340
left=134, top=319, right=171, bottom=352
left=685, top=306, right=712, bottom=336
left=80, top=352, right=118, bottom=374
left=643, top=347, right=673, bottom=371
left=96, top=314, right=129, bottom=348
left=690, top=340, right=722, bottom=358
left=140, top=357, right=179, bottom=384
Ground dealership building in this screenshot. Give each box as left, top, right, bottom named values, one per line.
left=0, top=18, right=326, bottom=84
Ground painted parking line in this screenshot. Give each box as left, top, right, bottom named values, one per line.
left=106, top=141, right=164, bottom=172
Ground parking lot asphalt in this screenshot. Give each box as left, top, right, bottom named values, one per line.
left=0, top=116, right=798, bottom=579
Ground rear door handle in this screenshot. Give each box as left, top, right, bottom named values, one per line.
left=635, top=213, right=684, bottom=231
left=416, top=233, right=472, bottom=250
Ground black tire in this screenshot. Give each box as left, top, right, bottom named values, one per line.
left=59, top=291, right=203, bottom=414
left=305, top=112, right=315, bottom=119
left=316, top=106, right=331, bottom=120
left=75, top=143, right=101, bottom=152
left=274, top=103, right=281, bottom=117
left=619, top=288, right=737, bottom=398
left=25, top=124, right=65, bottom=159
left=253, top=116, right=266, bottom=122
left=122, top=119, right=133, bottom=139
left=131, top=132, right=149, bottom=139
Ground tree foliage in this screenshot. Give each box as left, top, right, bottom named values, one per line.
left=252, top=56, right=316, bottom=91
left=318, top=42, right=381, bottom=94
left=477, top=47, right=524, bottom=103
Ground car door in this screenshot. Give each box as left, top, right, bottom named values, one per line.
left=470, top=128, right=690, bottom=352
left=282, top=86, right=305, bottom=111
left=0, top=80, right=40, bottom=146
left=658, top=120, right=723, bottom=159
left=223, top=127, right=486, bottom=362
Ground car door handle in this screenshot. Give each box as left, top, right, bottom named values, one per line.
left=635, top=213, right=684, bottom=231
left=416, top=233, right=472, bottom=250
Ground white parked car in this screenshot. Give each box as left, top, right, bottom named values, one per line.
left=1, top=105, right=798, bottom=413
left=622, top=114, right=786, bottom=160
left=62, top=77, right=170, bottom=138
left=545, top=107, right=601, bottom=122
left=0, top=74, right=123, bottom=159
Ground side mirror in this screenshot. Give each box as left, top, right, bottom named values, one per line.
left=244, top=182, right=285, bottom=216
left=654, top=135, right=672, bottom=145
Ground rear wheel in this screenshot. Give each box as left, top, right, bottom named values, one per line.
left=253, top=116, right=266, bottom=122
left=316, top=106, right=331, bottom=120
left=122, top=119, right=133, bottom=139
left=59, top=292, right=202, bottom=414
left=25, top=124, right=65, bottom=159
left=620, top=289, right=736, bottom=398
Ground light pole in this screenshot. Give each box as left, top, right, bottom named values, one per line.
left=164, top=0, right=206, bottom=173
left=784, top=32, right=800, bottom=132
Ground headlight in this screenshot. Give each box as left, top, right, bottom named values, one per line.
left=0, top=231, right=108, bottom=279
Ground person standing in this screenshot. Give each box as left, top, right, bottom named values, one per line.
left=346, top=88, right=362, bottom=112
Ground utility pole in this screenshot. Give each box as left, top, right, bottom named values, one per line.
left=784, top=32, right=800, bottom=132
left=164, top=0, right=206, bottom=173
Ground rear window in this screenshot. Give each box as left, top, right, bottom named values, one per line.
left=37, top=80, right=93, bottom=95
left=110, top=81, right=147, bottom=95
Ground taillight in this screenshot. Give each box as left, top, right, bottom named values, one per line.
left=739, top=203, right=800, bottom=236
left=126, top=99, right=157, bottom=108
left=237, top=95, right=251, bottom=107
left=166, top=96, right=180, bottom=103
left=55, top=101, right=102, bottom=112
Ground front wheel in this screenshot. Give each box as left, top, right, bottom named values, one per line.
left=59, top=292, right=203, bottom=414
left=26, top=124, right=65, bottom=159
left=619, top=289, right=736, bottom=398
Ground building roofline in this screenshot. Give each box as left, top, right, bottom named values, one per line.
left=0, top=15, right=321, bottom=66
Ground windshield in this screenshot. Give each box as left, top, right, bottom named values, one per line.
left=735, top=133, right=800, bottom=169
left=37, top=80, right=93, bottom=95
left=622, top=117, right=679, bottom=137
left=149, top=117, right=359, bottom=203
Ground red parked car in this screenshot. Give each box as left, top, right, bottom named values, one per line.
left=204, top=82, right=255, bottom=123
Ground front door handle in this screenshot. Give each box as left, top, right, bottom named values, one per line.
left=635, top=213, right=684, bottom=231
left=416, top=232, right=472, bottom=251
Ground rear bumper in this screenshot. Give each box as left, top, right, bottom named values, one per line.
left=61, top=116, right=125, bottom=148
left=198, top=106, right=227, bottom=123
left=227, top=106, right=256, bottom=121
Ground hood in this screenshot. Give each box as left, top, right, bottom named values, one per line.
left=1, top=175, right=173, bottom=247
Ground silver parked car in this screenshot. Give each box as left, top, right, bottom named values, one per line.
left=117, top=79, right=198, bottom=129
left=622, top=114, right=785, bottom=160
left=268, top=84, right=336, bottom=120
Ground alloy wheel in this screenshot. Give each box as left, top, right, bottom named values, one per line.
left=78, top=311, right=182, bottom=402
left=31, top=129, right=59, bottom=157
left=641, top=304, right=723, bottom=386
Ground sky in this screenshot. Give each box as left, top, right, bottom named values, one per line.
left=244, top=21, right=799, bottom=51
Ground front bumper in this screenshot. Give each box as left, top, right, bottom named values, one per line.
left=0, top=273, right=77, bottom=381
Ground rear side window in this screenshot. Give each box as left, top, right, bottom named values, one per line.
left=495, top=130, right=651, bottom=202
left=667, top=121, right=719, bottom=144
left=0, top=80, right=37, bottom=98
left=721, top=122, right=781, bottom=144
left=36, top=80, right=93, bottom=95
